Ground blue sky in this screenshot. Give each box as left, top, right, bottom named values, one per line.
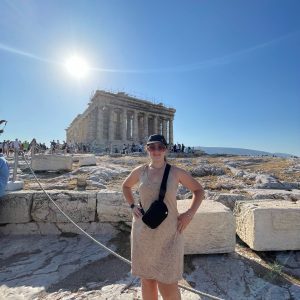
left=0, top=0, right=299, bottom=156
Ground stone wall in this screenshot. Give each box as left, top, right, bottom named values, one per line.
left=0, top=190, right=131, bottom=235
left=3, top=191, right=298, bottom=252
left=0, top=191, right=237, bottom=254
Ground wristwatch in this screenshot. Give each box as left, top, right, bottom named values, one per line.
left=130, top=203, right=135, bottom=209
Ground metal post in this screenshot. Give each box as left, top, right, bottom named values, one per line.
left=13, top=149, right=18, bottom=182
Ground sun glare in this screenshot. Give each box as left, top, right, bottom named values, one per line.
left=65, top=55, right=89, bottom=79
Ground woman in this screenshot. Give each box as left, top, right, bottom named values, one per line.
left=122, top=134, right=205, bottom=300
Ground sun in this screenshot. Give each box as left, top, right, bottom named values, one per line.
left=65, top=55, right=89, bottom=79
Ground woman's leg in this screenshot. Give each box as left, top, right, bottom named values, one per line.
left=141, top=278, right=158, bottom=300
left=157, top=281, right=181, bottom=300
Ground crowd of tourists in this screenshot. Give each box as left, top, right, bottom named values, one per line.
left=0, top=138, right=48, bottom=156
left=51, top=140, right=92, bottom=154
left=117, top=142, right=194, bottom=154
left=0, top=138, right=194, bottom=157
left=0, top=139, right=95, bottom=156
left=171, top=143, right=194, bottom=154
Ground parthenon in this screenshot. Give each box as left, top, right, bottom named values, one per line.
left=66, top=90, right=176, bottom=149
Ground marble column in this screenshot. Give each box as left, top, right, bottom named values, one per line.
left=144, top=112, right=149, bottom=140
left=66, top=130, right=69, bottom=143
left=73, top=127, right=77, bottom=143
left=133, top=110, right=138, bottom=141
left=92, top=109, right=97, bottom=142
left=96, top=106, right=103, bottom=142
left=79, top=121, right=83, bottom=142
left=159, top=117, right=163, bottom=135
left=108, top=106, right=114, bottom=141
left=153, top=115, right=158, bottom=134
left=127, top=111, right=132, bottom=140
left=78, top=125, right=81, bottom=141
left=122, top=108, right=127, bottom=141
left=162, top=118, right=167, bottom=138
left=90, top=109, right=98, bottom=143
left=86, top=113, right=93, bottom=143
left=82, top=117, right=86, bottom=143
left=169, top=118, right=174, bottom=145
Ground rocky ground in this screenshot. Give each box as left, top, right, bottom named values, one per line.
left=1, top=153, right=300, bottom=299
left=1, top=225, right=300, bottom=300
left=12, top=154, right=300, bottom=193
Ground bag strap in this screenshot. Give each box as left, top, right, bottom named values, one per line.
left=158, top=163, right=171, bottom=202
left=139, top=163, right=171, bottom=211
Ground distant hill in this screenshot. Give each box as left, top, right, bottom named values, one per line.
left=194, top=146, right=297, bottom=158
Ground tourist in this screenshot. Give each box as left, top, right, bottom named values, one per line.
left=138, top=142, right=143, bottom=152
left=55, top=140, right=61, bottom=152
left=41, top=143, right=47, bottom=151
left=177, top=143, right=181, bottom=152
left=8, top=140, right=14, bottom=157
left=184, top=146, right=189, bottom=154
left=50, top=140, right=56, bottom=154
left=181, top=143, right=185, bottom=153
left=62, top=141, right=68, bottom=154
left=13, top=138, right=20, bottom=155
left=131, top=142, right=136, bottom=153
left=29, top=138, right=37, bottom=155
left=87, top=143, right=91, bottom=152
left=122, top=144, right=127, bottom=154
left=122, top=134, right=205, bottom=299
left=173, top=144, right=177, bottom=153
left=22, top=140, right=30, bottom=153
left=5, top=140, right=9, bottom=156
left=0, top=148, right=9, bottom=197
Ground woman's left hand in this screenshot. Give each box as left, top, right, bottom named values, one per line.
left=177, top=211, right=193, bottom=233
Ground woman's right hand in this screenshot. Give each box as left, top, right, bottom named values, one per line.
left=132, top=206, right=143, bottom=218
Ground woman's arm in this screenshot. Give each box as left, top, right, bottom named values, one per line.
left=122, top=165, right=144, bottom=218
left=175, top=167, right=205, bottom=233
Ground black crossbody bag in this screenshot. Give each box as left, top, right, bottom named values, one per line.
left=139, top=163, right=171, bottom=229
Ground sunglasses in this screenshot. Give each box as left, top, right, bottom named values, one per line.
left=147, top=144, right=166, bottom=152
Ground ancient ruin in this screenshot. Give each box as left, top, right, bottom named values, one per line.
left=66, top=90, right=176, bottom=149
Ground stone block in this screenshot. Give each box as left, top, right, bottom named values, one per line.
left=71, top=155, right=80, bottom=162
left=207, top=193, right=247, bottom=210
left=6, top=181, right=24, bottom=192
left=55, top=222, right=117, bottom=235
left=0, top=222, right=45, bottom=235
left=97, top=190, right=131, bottom=222
left=0, top=222, right=117, bottom=235
left=109, top=153, right=122, bottom=157
left=177, top=199, right=236, bottom=254
left=0, top=191, right=33, bottom=223
left=78, top=155, right=97, bottom=166
left=31, top=154, right=73, bottom=171
left=235, top=200, right=300, bottom=251
left=31, top=191, right=96, bottom=223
